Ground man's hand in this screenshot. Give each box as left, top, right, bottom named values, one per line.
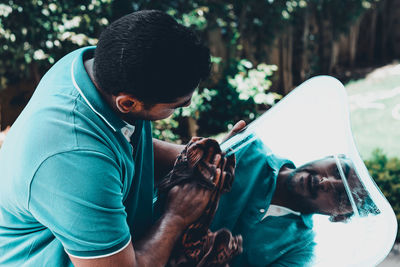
left=166, top=184, right=212, bottom=227
left=221, top=120, right=246, bottom=143
left=153, top=120, right=246, bottom=182
left=165, top=154, right=223, bottom=227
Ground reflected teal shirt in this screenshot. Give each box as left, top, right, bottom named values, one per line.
left=0, top=47, right=154, bottom=266
left=212, top=139, right=315, bottom=266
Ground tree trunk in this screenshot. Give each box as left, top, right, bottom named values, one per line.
left=348, top=18, right=361, bottom=68
left=301, top=7, right=311, bottom=81
left=330, top=40, right=340, bottom=73
left=278, top=26, right=293, bottom=95
left=378, top=0, right=392, bottom=62
left=390, top=0, right=400, bottom=58
left=367, top=8, right=378, bottom=64
left=187, top=117, right=198, bottom=138
left=207, top=27, right=227, bottom=85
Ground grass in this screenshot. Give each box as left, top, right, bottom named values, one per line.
left=345, top=63, right=400, bottom=159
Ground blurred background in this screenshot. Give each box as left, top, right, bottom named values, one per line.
left=0, top=0, right=400, bottom=263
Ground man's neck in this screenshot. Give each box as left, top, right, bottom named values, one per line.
left=271, top=166, right=295, bottom=209
left=83, top=58, right=119, bottom=113
left=83, top=58, right=99, bottom=89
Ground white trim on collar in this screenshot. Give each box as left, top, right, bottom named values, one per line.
left=70, top=57, right=117, bottom=132
left=262, top=204, right=301, bottom=220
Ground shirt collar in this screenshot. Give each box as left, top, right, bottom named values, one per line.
left=264, top=204, right=301, bottom=218
left=121, top=121, right=136, bottom=142
left=70, top=46, right=126, bottom=132
left=263, top=204, right=314, bottom=229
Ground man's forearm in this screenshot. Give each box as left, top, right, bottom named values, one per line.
left=134, top=211, right=185, bottom=266
left=153, top=138, right=185, bottom=181
left=69, top=212, right=186, bottom=267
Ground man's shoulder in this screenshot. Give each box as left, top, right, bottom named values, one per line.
left=235, top=139, right=269, bottom=160
left=0, top=101, right=120, bottom=192
left=235, top=139, right=279, bottom=171
left=36, top=46, right=94, bottom=93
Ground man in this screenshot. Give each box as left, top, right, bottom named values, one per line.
left=0, top=10, right=243, bottom=267
left=212, top=138, right=367, bottom=266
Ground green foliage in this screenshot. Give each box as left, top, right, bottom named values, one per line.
left=0, top=0, right=382, bottom=139
left=228, top=60, right=280, bottom=105
left=0, top=0, right=113, bottom=89
left=152, top=117, right=181, bottom=143
left=167, top=7, right=208, bottom=30
left=365, top=149, right=400, bottom=241
left=177, top=88, right=217, bottom=118
left=195, top=58, right=279, bottom=136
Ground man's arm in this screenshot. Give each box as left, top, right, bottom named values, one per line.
left=69, top=182, right=215, bottom=267
left=153, top=120, right=246, bottom=181
left=153, top=138, right=185, bottom=182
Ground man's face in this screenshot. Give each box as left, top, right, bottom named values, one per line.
left=141, top=93, right=193, bottom=121
left=286, top=157, right=354, bottom=216
left=120, top=92, right=193, bottom=122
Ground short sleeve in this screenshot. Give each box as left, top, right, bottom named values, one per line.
left=28, top=150, right=131, bottom=258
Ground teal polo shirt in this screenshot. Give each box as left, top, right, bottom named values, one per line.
left=212, top=139, right=314, bottom=266
left=0, top=47, right=154, bottom=266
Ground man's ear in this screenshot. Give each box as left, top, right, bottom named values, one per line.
left=115, top=95, right=140, bottom=113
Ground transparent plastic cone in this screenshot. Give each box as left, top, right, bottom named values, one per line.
left=220, top=76, right=397, bottom=266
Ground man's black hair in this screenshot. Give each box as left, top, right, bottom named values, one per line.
left=94, top=10, right=211, bottom=103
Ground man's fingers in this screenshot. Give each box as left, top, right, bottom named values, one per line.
left=221, top=157, right=227, bottom=171
left=218, top=157, right=227, bottom=185
left=213, top=153, right=222, bottom=167
left=221, top=154, right=236, bottom=192
left=204, top=145, right=217, bottom=163
left=222, top=120, right=246, bottom=143
left=231, top=120, right=246, bottom=133
left=213, top=168, right=221, bottom=185
left=220, top=170, right=227, bottom=186
left=225, top=154, right=236, bottom=174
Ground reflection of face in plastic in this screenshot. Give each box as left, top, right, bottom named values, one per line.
left=285, top=156, right=355, bottom=216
